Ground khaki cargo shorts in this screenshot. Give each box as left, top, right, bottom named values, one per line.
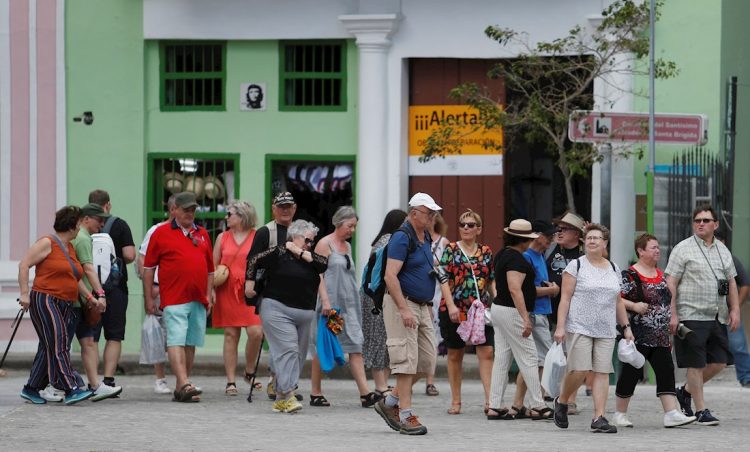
left=382, top=293, right=436, bottom=375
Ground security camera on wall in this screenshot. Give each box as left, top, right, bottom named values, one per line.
left=240, top=82, right=266, bottom=111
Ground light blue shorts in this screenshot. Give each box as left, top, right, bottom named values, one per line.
left=163, top=301, right=206, bottom=347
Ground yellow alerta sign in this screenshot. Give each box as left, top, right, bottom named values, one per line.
left=408, top=105, right=504, bottom=156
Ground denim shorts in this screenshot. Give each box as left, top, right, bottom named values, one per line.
left=163, top=301, right=206, bottom=347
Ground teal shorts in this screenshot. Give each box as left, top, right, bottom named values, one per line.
left=163, top=301, right=206, bottom=347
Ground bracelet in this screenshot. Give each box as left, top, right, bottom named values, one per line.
left=621, top=324, right=630, bottom=330
left=86, top=293, right=95, bottom=302
left=94, top=290, right=105, bottom=297
left=299, top=249, right=305, bottom=258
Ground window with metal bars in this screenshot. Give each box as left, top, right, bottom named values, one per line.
left=147, top=154, right=239, bottom=244
left=160, top=42, right=226, bottom=111
left=279, top=41, right=347, bottom=111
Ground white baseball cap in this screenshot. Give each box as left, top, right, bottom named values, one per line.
left=617, top=340, right=645, bottom=369
left=408, top=192, right=442, bottom=211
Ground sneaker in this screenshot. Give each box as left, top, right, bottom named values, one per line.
left=612, top=411, right=633, bottom=428
left=590, top=416, right=618, bottom=433
left=40, top=385, right=64, bottom=403
left=399, top=415, right=428, bottom=435
left=272, top=399, right=288, bottom=413
left=695, top=409, right=719, bottom=426
left=675, top=385, right=694, bottom=416
left=741, top=380, right=750, bottom=389
left=285, top=396, right=303, bottom=414
left=374, top=399, right=401, bottom=432
left=553, top=397, right=568, bottom=429
left=663, top=410, right=696, bottom=428
left=567, top=402, right=579, bottom=415
left=585, top=388, right=593, bottom=396
left=90, top=382, right=123, bottom=402
left=154, top=378, right=172, bottom=395
left=20, top=386, right=47, bottom=405
left=267, top=376, right=276, bottom=400
left=64, top=388, right=93, bottom=405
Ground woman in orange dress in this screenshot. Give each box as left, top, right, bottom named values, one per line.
left=212, top=201, right=261, bottom=395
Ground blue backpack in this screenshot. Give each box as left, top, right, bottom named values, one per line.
left=361, top=226, right=422, bottom=315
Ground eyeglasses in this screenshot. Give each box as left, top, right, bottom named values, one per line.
left=693, top=218, right=716, bottom=224
left=556, top=227, right=577, bottom=233
left=415, top=208, right=436, bottom=218
left=458, top=222, right=477, bottom=229
left=585, top=236, right=604, bottom=241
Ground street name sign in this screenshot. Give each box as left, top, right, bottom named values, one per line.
left=568, top=110, right=708, bottom=145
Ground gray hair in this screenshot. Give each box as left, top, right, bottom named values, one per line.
left=227, top=200, right=258, bottom=230
left=287, top=219, right=319, bottom=241
left=166, top=194, right=177, bottom=209
left=332, top=205, right=357, bottom=227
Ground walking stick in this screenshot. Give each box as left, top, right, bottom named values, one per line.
left=247, top=334, right=265, bottom=403
left=0, top=308, right=25, bottom=370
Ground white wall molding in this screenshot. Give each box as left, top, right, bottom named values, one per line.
left=56, top=0, right=66, bottom=208
left=28, top=0, right=37, bottom=244
left=0, top=0, right=11, bottom=260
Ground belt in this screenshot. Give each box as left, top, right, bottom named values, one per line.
left=385, top=290, right=431, bottom=306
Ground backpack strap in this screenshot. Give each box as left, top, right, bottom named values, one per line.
left=576, top=257, right=616, bottom=273
left=102, top=215, right=117, bottom=235
left=266, top=221, right=278, bottom=249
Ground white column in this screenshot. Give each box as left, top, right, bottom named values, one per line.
left=340, top=14, right=401, bottom=272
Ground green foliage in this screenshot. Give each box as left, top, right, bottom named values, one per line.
left=420, top=0, right=678, bottom=211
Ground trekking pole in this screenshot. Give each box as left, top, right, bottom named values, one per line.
left=0, top=308, right=25, bottom=370
left=247, top=334, right=265, bottom=403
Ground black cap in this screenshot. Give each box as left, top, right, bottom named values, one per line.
left=532, top=220, right=557, bottom=237
left=272, top=191, right=295, bottom=206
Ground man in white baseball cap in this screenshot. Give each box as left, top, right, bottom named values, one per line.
left=374, top=192, right=441, bottom=436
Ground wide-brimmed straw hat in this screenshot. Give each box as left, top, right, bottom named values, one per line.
left=552, top=212, right=585, bottom=232
left=504, top=219, right=539, bottom=239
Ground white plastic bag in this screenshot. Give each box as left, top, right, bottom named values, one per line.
left=541, top=342, right=567, bottom=398
left=139, top=314, right=167, bottom=365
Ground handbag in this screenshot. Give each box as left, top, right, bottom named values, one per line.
left=51, top=235, right=100, bottom=326
left=213, top=233, right=251, bottom=288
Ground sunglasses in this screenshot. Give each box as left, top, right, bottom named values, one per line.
left=225, top=211, right=234, bottom=218
left=187, top=231, right=198, bottom=247
left=304, top=238, right=314, bottom=245
left=458, top=222, right=478, bottom=229
left=556, top=227, right=577, bottom=233
left=344, top=254, right=351, bottom=270
left=693, top=218, right=715, bottom=224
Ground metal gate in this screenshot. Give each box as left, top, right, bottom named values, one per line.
left=666, top=147, right=730, bottom=253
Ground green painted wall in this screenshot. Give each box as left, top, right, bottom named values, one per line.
left=721, top=0, right=750, bottom=266
left=67, top=2, right=359, bottom=356
left=66, top=0, right=145, bottom=354
left=144, top=40, right=359, bottom=225
left=633, top=0, right=723, bottom=194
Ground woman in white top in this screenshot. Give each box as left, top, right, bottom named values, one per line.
left=553, top=224, right=633, bottom=434
left=424, top=213, right=449, bottom=397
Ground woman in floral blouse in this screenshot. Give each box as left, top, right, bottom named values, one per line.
left=612, top=233, right=696, bottom=428
left=438, top=210, right=496, bottom=415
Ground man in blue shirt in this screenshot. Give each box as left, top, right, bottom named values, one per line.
left=374, top=192, right=440, bottom=436
left=512, top=220, right=559, bottom=406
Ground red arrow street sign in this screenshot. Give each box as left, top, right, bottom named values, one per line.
left=568, top=110, right=708, bottom=145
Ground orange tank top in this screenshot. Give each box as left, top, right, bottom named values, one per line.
left=220, top=229, right=255, bottom=282
left=32, top=236, right=83, bottom=302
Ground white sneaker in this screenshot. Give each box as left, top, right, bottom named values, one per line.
left=285, top=396, right=303, bottom=414
left=154, top=378, right=172, bottom=394
left=90, top=383, right=123, bottom=402
left=664, top=409, right=696, bottom=428
left=39, top=385, right=64, bottom=402
left=612, top=411, right=633, bottom=428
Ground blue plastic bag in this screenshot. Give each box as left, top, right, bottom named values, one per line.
left=317, top=314, right=345, bottom=372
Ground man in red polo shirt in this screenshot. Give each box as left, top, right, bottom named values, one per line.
left=143, top=192, right=214, bottom=402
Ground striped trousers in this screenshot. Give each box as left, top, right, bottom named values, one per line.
left=488, top=305, right=545, bottom=409
left=26, top=290, right=80, bottom=392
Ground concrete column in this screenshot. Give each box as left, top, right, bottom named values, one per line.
left=339, top=14, right=401, bottom=271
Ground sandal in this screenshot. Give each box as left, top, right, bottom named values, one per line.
left=484, top=403, right=490, bottom=415
left=360, top=391, right=382, bottom=408
left=511, top=405, right=530, bottom=419
left=447, top=403, right=462, bottom=415
left=529, top=406, right=554, bottom=420
left=425, top=384, right=439, bottom=396
left=486, top=408, right=510, bottom=420
left=243, top=372, right=262, bottom=390
left=225, top=382, right=238, bottom=396
left=172, top=383, right=200, bottom=403
left=309, top=394, right=331, bottom=407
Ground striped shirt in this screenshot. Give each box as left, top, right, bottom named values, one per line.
left=664, top=235, right=737, bottom=323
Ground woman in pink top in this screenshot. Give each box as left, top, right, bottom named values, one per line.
left=212, top=201, right=260, bottom=395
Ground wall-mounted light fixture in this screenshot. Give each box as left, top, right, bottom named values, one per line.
left=73, top=111, right=94, bottom=125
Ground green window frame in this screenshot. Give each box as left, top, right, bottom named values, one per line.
left=160, top=41, right=227, bottom=111
left=279, top=40, right=347, bottom=112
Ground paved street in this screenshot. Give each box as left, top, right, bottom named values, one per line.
left=0, top=365, right=748, bottom=451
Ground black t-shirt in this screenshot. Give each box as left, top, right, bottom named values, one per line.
left=108, top=217, right=135, bottom=288
left=247, top=223, right=288, bottom=258
left=545, top=243, right=582, bottom=312
left=493, top=247, right=537, bottom=312
left=246, top=246, right=327, bottom=310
